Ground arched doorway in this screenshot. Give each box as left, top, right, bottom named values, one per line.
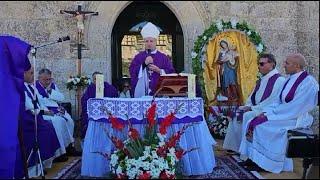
left=111, top=1, right=184, bottom=88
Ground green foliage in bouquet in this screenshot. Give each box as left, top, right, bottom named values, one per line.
left=66, top=75, right=90, bottom=90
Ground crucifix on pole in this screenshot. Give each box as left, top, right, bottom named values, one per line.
left=60, top=4, right=98, bottom=119
left=60, top=4, right=98, bottom=76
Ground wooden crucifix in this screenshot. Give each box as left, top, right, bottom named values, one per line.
left=60, top=4, right=98, bottom=76
left=60, top=4, right=98, bottom=119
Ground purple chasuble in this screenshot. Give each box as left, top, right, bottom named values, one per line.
left=0, top=36, right=31, bottom=178
left=129, top=51, right=175, bottom=96
left=280, top=71, right=309, bottom=103
left=80, top=82, right=118, bottom=139
left=251, top=73, right=281, bottom=105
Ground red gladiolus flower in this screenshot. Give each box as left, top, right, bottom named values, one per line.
left=111, top=136, right=124, bottom=149
left=159, top=171, right=168, bottom=179
left=159, top=112, right=175, bottom=135
left=162, top=112, right=175, bottom=127
left=138, top=171, right=151, bottom=179
left=156, top=146, right=167, bottom=158
left=159, top=171, right=175, bottom=179
left=147, top=102, right=157, bottom=127
left=128, top=127, right=140, bottom=140
left=167, top=133, right=181, bottom=148
left=175, top=149, right=184, bottom=160
left=109, top=115, right=124, bottom=131
left=159, top=125, right=167, bottom=135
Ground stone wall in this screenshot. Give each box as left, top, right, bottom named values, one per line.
left=1, top=1, right=318, bottom=119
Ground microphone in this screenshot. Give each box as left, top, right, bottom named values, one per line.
left=32, top=36, right=71, bottom=49
left=57, top=36, right=70, bottom=42
left=146, top=49, right=153, bottom=75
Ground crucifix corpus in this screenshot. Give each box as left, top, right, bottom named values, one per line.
left=60, top=4, right=98, bottom=76
left=60, top=4, right=98, bottom=119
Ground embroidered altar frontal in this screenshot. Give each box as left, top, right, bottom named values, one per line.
left=87, top=97, right=204, bottom=124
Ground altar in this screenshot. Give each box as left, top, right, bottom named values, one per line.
left=81, top=97, right=216, bottom=177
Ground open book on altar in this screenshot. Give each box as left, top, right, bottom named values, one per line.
left=155, top=73, right=196, bottom=98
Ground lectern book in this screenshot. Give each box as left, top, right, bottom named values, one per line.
left=155, top=73, right=196, bottom=97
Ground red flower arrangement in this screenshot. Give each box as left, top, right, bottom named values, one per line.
left=100, top=100, right=197, bottom=179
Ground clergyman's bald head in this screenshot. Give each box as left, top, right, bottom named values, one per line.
left=286, top=53, right=306, bottom=70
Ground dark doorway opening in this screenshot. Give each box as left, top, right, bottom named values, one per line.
left=111, top=1, right=184, bottom=89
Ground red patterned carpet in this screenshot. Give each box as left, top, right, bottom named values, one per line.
left=53, top=155, right=259, bottom=179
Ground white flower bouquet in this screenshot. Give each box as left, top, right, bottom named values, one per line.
left=66, top=75, right=90, bottom=90
left=207, top=106, right=237, bottom=138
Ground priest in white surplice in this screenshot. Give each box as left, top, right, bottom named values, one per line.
left=238, top=53, right=319, bottom=173
left=35, top=68, right=76, bottom=157
left=223, top=54, right=286, bottom=153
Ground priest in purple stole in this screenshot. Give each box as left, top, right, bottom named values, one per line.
left=239, top=53, right=319, bottom=173
left=223, top=54, right=285, bottom=153
left=129, top=22, right=175, bottom=97
left=17, top=67, right=60, bottom=178
left=80, top=72, right=118, bottom=139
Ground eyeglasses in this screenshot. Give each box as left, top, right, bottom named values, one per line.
left=124, top=85, right=130, bottom=88
left=258, top=62, right=269, bottom=66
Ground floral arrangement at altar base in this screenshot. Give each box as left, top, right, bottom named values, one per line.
left=66, top=75, right=90, bottom=90
left=207, top=105, right=238, bottom=138
left=98, top=101, right=197, bottom=179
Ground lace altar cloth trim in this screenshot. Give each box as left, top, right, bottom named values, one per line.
left=87, top=97, right=204, bottom=124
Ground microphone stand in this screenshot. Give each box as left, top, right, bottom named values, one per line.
left=26, top=46, right=45, bottom=179
left=146, top=49, right=153, bottom=96
left=26, top=37, right=70, bottom=179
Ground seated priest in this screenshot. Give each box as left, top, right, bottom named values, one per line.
left=238, top=53, right=319, bottom=173
left=223, top=53, right=286, bottom=153
left=129, top=22, right=175, bottom=97
left=36, top=68, right=80, bottom=156
left=24, top=68, right=74, bottom=163
left=80, top=71, right=118, bottom=140
left=19, top=66, right=61, bottom=178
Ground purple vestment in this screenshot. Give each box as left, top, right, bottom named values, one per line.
left=35, top=80, right=56, bottom=98
left=251, top=73, right=281, bottom=105
left=129, top=51, right=175, bottom=96
left=35, top=81, right=60, bottom=113
left=280, top=71, right=309, bottom=103
left=80, top=82, right=118, bottom=139
left=14, top=85, right=60, bottom=178
left=0, top=36, right=31, bottom=178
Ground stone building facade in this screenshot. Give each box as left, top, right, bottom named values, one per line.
left=1, top=1, right=318, bottom=120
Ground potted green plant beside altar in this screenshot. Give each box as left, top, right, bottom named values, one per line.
left=97, top=100, right=197, bottom=179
